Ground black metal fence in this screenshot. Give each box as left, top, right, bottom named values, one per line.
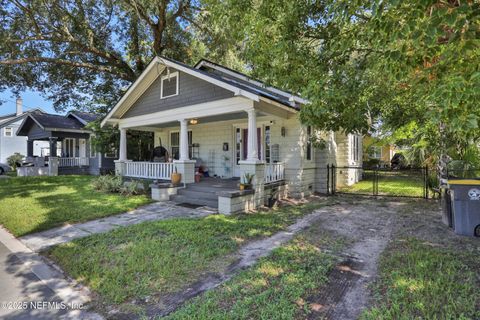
left=327, top=165, right=433, bottom=199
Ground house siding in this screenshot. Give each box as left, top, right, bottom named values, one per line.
left=122, top=68, right=234, bottom=119
left=0, top=119, right=48, bottom=163
left=151, top=114, right=337, bottom=198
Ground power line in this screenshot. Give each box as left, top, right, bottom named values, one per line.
left=0, top=98, right=43, bottom=112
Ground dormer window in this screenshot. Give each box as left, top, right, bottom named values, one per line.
left=160, top=71, right=179, bottom=99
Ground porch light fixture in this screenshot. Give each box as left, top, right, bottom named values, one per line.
left=281, top=126, right=286, bottom=137
left=189, top=119, right=198, bottom=125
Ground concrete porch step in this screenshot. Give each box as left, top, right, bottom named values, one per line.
left=170, top=194, right=218, bottom=208
left=177, top=188, right=219, bottom=200
left=185, top=184, right=237, bottom=193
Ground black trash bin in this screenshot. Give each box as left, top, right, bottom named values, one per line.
left=448, top=180, right=480, bottom=237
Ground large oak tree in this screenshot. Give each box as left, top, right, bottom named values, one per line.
left=203, top=0, right=480, bottom=163
left=0, top=0, right=202, bottom=111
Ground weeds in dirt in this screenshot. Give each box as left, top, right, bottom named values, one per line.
left=361, top=238, right=480, bottom=320
left=165, top=233, right=345, bottom=319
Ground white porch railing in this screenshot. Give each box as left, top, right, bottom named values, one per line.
left=124, top=162, right=174, bottom=180
left=58, top=157, right=89, bottom=167
left=265, top=162, right=285, bottom=183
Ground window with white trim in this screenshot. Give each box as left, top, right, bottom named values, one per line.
left=369, top=146, right=382, bottom=159
left=160, top=71, right=179, bottom=99
left=63, top=138, right=76, bottom=157
left=4, top=127, right=12, bottom=137
left=265, top=126, right=271, bottom=163
left=89, top=139, right=97, bottom=158
left=351, top=135, right=360, bottom=162
left=170, top=130, right=192, bottom=160
left=306, top=126, right=312, bottom=160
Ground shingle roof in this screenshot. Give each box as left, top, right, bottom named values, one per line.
left=0, top=109, right=43, bottom=128
left=69, top=111, right=99, bottom=123
left=32, top=113, right=86, bottom=130
left=160, top=56, right=301, bottom=109
left=0, top=113, right=16, bottom=122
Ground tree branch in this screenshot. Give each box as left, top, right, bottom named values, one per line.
left=0, top=57, right=134, bottom=80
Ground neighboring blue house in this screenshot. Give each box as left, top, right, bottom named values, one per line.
left=16, top=110, right=115, bottom=175
left=0, top=97, right=49, bottom=163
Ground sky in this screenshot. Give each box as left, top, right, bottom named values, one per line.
left=0, top=89, right=58, bottom=116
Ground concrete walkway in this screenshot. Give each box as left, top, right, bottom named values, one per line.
left=0, top=226, right=101, bottom=320
left=20, top=202, right=216, bottom=252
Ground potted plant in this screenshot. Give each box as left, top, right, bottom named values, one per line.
left=239, top=173, right=255, bottom=190
left=171, top=166, right=182, bottom=185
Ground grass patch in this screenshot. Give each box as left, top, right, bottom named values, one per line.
left=340, top=172, right=424, bottom=197
left=0, top=175, right=151, bottom=236
left=361, top=238, right=480, bottom=320
left=46, top=200, right=333, bottom=308
left=165, top=230, right=344, bottom=320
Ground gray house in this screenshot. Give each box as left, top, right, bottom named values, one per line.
left=16, top=111, right=115, bottom=175
left=101, top=57, right=363, bottom=213
left=0, top=97, right=49, bottom=163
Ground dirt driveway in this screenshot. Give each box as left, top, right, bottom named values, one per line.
left=304, top=196, right=478, bottom=320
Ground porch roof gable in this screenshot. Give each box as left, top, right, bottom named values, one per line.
left=101, top=56, right=301, bottom=127
left=16, top=112, right=92, bottom=137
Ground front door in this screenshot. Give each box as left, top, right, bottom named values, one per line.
left=79, top=139, right=87, bottom=158
left=233, top=127, right=262, bottom=177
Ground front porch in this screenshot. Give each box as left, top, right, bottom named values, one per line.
left=114, top=99, right=292, bottom=212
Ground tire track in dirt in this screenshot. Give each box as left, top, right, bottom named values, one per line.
left=307, top=200, right=399, bottom=320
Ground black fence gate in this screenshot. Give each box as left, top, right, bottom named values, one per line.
left=327, top=165, right=432, bottom=199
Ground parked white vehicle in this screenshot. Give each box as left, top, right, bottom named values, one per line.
left=0, top=162, right=11, bottom=175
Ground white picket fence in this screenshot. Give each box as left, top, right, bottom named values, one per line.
left=124, top=162, right=174, bottom=180
left=58, top=157, right=89, bottom=167
left=265, top=162, right=285, bottom=183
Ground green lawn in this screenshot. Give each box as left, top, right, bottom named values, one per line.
left=166, top=230, right=345, bottom=320
left=45, top=200, right=334, bottom=313
left=339, top=172, right=425, bottom=197
left=0, top=175, right=151, bottom=236
left=361, top=238, right=480, bottom=320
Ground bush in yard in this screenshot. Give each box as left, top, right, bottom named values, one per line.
left=7, top=153, right=24, bottom=170
left=119, top=180, right=144, bottom=196
left=91, top=175, right=123, bottom=193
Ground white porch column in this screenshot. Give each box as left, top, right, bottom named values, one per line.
left=116, top=128, right=127, bottom=177
left=237, top=107, right=265, bottom=211
left=173, top=119, right=195, bottom=183
left=246, top=108, right=259, bottom=161
left=179, top=119, right=189, bottom=161
left=119, top=128, right=127, bottom=161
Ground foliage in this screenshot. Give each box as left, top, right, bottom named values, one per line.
left=363, top=158, right=381, bottom=169
left=119, top=180, right=144, bottom=196
left=46, top=200, right=334, bottom=307
left=241, top=172, right=254, bottom=185
left=6, top=152, right=24, bottom=169
left=87, top=120, right=154, bottom=161
left=0, top=175, right=150, bottom=236
left=91, top=175, right=123, bottom=193
left=445, top=144, right=480, bottom=178
left=361, top=239, right=480, bottom=320
left=0, top=0, right=204, bottom=111
left=86, top=120, right=119, bottom=156
left=202, top=0, right=480, bottom=161
left=426, top=173, right=440, bottom=196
